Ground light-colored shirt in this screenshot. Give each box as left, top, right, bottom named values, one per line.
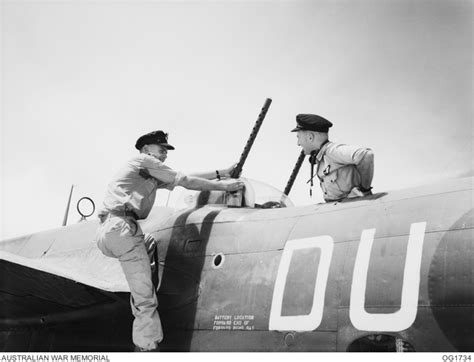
left=99, top=153, right=184, bottom=219
left=315, top=141, right=374, bottom=202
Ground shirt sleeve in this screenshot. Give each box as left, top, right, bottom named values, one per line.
left=326, top=144, right=372, bottom=166
left=142, top=155, right=185, bottom=190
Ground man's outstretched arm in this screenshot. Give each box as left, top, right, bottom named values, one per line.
left=177, top=175, right=244, bottom=192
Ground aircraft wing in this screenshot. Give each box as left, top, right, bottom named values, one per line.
left=0, top=221, right=131, bottom=333
left=0, top=220, right=129, bottom=293
left=0, top=252, right=127, bottom=326
left=0, top=247, right=128, bottom=293
left=0, top=206, right=178, bottom=337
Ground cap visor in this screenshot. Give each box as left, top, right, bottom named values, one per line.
left=160, top=143, right=175, bottom=150
left=290, top=126, right=303, bottom=132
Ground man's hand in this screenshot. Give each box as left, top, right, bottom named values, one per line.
left=221, top=179, right=245, bottom=192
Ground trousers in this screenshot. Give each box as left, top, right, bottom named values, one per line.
left=95, top=215, right=163, bottom=350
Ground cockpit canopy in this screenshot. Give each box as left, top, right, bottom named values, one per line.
left=168, top=178, right=294, bottom=209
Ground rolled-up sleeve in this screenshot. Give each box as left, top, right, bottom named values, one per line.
left=143, top=155, right=185, bottom=190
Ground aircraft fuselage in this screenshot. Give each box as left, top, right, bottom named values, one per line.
left=0, top=178, right=472, bottom=352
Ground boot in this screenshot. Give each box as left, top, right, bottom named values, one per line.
left=134, top=344, right=160, bottom=352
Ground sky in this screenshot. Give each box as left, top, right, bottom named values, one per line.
left=1, top=0, right=472, bottom=239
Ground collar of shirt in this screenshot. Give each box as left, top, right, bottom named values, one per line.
left=316, top=140, right=332, bottom=162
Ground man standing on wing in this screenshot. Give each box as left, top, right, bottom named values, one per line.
left=95, top=130, right=244, bottom=352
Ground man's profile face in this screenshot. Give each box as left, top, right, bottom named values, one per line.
left=296, top=131, right=313, bottom=155
left=145, top=144, right=168, bottom=162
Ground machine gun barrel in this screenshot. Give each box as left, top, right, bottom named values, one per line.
left=283, top=150, right=306, bottom=196
left=230, top=98, right=272, bottom=178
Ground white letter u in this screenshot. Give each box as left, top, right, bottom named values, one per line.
left=349, top=222, right=427, bottom=331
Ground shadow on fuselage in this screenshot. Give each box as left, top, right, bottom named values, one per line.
left=156, top=191, right=222, bottom=351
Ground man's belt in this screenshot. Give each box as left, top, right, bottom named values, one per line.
left=99, top=209, right=139, bottom=221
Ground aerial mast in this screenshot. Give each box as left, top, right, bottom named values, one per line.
left=62, top=184, right=74, bottom=226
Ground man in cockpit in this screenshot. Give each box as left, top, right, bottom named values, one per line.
left=292, top=114, right=374, bottom=202
left=95, top=130, right=243, bottom=352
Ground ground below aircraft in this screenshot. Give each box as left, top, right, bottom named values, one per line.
left=0, top=176, right=473, bottom=352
